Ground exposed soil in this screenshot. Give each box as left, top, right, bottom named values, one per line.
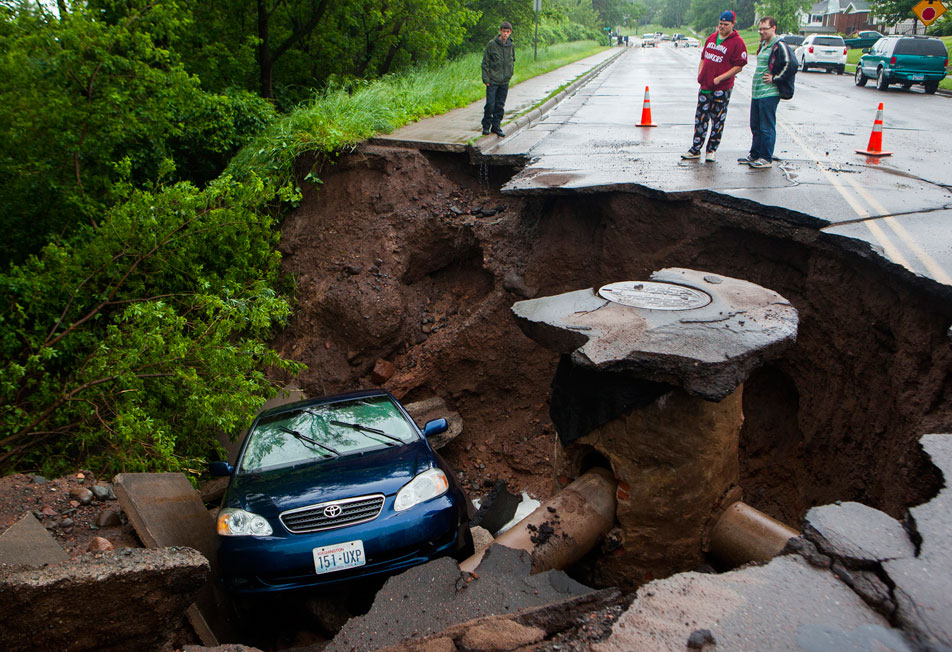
left=3, top=142, right=951, bottom=650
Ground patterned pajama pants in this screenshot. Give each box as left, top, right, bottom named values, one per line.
left=689, top=89, right=732, bottom=155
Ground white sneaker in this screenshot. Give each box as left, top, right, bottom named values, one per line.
left=705, top=151, right=716, bottom=162
left=681, top=151, right=701, bottom=160
left=748, top=158, right=773, bottom=169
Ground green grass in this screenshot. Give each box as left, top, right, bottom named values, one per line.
left=229, top=40, right=609, bottom=183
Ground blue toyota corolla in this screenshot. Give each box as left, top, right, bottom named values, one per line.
left=211, top=390, right=472, bottom=594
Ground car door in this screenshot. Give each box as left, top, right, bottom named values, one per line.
left=862, top=39, right=886, bottom=76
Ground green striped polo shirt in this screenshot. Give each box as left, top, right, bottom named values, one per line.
left=752, top=36, right=780, bottom=99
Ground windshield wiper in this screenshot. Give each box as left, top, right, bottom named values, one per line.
left=330, top=420, right=404, bottom=446
left=277, top=426, right=340, bottom=457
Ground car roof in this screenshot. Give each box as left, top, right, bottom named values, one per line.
left=255, top=389, right=398, bottom=420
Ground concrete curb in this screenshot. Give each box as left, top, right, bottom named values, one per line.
left=473, top=48, right=627, bottom=158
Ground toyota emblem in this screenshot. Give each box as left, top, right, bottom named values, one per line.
left=323, top=504, right=342, bottom=518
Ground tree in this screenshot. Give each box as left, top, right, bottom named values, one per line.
left=756, top=0, right=811, bottom=33
left=869, top=0, right=917, bottom=26
left=660, top=0, right=690, bottom=27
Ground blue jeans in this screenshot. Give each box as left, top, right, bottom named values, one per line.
left=749, top=95, right=780, bottom=161
left=482, top=83, right=509, bottom=130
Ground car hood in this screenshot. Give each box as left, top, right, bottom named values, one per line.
left=225, top=441, right=434, bottom=517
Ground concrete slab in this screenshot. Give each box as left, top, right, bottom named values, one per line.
left=0, top=512, right=68, bottom=567
left=512, top=267, right=798, bottom=400
left=115, top=472, right=237, bottom=645
left=327, top=544, right=595, bottom=652
left=804, top=502, right=915, bottom=563
left=593, top=555, right=909, bottom=652
left=885, top=434, right=952, bottom=650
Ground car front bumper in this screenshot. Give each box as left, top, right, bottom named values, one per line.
left=218, top=493, right=468, bottom=594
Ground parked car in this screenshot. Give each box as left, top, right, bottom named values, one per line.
left=845, top=30, right=884, bottom=50
left=795, top=34, right=848, bottom=73
left=683, top=37, right=700, bottom=48
left=780, top=34, right=805, bottom=48
left=212, top=389, right=473, bottom=594
left=643, top=35, right=657, bottom=47
left=855, top=35, right=948, bottom=93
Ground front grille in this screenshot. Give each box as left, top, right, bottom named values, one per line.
left=279, top=494, right=385, bottom=533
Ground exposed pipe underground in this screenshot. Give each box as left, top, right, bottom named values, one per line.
left=459, top=467, right=617, bottom=575
left=708, top=500, right=800, bottom=569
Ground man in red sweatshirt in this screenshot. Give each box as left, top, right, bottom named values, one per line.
left=681, top=10, right=748, bottom=162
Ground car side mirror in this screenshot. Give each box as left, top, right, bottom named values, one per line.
left=210, top=461, right=234, bottom=477
left=422, top=418, right=448, bottom=438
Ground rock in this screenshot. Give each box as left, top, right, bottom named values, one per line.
left=371, top=358, right=396, bottom=385
left=344, top=264, right=362, bottom=275
left=91, top=484, right=116, bottom=501
left=87, top=537, right=114, bottom=552
left=471, top=526, right=494, bottom=554
left=686, top=628, right=716, bottom=649
left=96, top=510, right=122, bottom=528
left=502, top=271, right=537, bottom=300
left=41, top=506, right=58, bottom=517
left=459, top=620, right=544, bottom=650
left=31, top=476, right=46, bottom=484
left=69, top=487, right=94, bottom=505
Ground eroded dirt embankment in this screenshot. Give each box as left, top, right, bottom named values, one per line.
left=275, top=144, right=951, bottom=584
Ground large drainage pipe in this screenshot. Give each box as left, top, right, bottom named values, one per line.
left=459, top=468, right=617, bottom=575
left=708, top=501, right=799, bottom=569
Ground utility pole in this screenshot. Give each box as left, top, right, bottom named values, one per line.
left=534, top=0, right=541, bottom=60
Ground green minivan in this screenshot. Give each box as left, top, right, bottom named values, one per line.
left=854, top=35, right=949, bottom=94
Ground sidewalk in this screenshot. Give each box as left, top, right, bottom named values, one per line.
left=372, top=47, right=625, bottom=152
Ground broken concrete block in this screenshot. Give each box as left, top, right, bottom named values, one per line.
left=471, top=526, right=494, bottom=554
left=804, top=501, right=915, bottom=565
left=512, top=268, right=798, bottom=401
left=0, top=512, right=68, bottom=567
left=372, top=358, right=396, bottom=384
left=0, top=547, right=208, bottom=652
left=593, top=555, right=908, bottom=652
left=328, top=545, right=595, bottom=652
left=884, top=434, right=952, bottom=650
left=404, top=396, right=463, bottom=449
left=115, top=472, right=236, bottom=645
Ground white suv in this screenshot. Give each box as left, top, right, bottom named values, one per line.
left=795, top=34, right=848, bottom=74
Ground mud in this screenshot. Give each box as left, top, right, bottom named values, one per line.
left=278, top=144, right=951, bottom=588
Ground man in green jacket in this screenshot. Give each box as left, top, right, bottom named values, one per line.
left=481, top=22, right=515, bottom=137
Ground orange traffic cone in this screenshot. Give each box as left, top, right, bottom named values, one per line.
left=856, top=103, right=892, bottom=157
left=637, top=86, right=657, bottom=127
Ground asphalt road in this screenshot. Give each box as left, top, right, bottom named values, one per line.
left=493, top=43, right=952, bottom=286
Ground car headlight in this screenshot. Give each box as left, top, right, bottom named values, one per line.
left=217, top=507, right=273, bottom=536
left=394, top=468, right=449, bottom=512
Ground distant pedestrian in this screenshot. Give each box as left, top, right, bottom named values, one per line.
left=740, top=16, right=793, bottom=169
left=481, top=22, right=515, bottom=137
left=681, top=10, right=748, bottom=163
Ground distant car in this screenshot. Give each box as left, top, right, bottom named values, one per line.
left=643, top=36, right=657, bottom=48
left=795, top=34, right=847, bottom=74
left=780, top=34, right=805, bottom=48
left=213, top=390, right=473, bottom=594
left=661, top=33, right=672, bottom=41
left=855, top=35, right=949, bottom=94
left=845, top=30, right=884, bottom=50
left=684, top=37, right=700, bottom=48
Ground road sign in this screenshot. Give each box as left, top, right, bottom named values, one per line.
left=913, top=0, right=946, bottom=26
left=533, top=0, right=541, bottom=11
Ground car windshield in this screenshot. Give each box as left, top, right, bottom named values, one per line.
left=894, top=39, right=947, bottom=56
left=238, top=396, right=419, bottom=473
left=814, top=37, right=844, bottom=46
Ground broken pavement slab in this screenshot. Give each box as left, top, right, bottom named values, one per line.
left=0, top=512, right=68, bottom=567
left=326, top=544, right=601, bottom=652
left=511, top=267, right=798, bottom=401
left=0, top=547, right=209, bottom=652
left=115, top=472, right=238, bottom=645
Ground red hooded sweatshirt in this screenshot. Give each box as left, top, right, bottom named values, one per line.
left=697, top=29, right=748, bottom=92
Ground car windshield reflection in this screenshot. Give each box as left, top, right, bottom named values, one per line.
left=239, top=396, right=418, bottom=473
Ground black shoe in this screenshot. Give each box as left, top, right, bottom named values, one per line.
left=491, top=126, right=505, bottom=137
left=481, top=126, right=491, bottom=135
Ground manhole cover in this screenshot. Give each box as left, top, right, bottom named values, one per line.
left=598, top=281, right=712, bottom=311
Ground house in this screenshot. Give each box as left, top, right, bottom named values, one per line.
left=800, top=0, right=878, bottom=34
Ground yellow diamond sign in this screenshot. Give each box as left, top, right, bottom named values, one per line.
left=913, top=0, right=946, bottom=26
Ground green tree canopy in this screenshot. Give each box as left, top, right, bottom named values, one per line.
left=756, top=0, right=811, bottom=33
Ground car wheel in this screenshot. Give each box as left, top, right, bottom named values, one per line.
left=901, top=82, right=912, bottom=89
left=800, top=57, right=808, bottom=72
left=854, top=66, right=867, bottom=86
left=876, top=68, right=889, bottom=91
left=924, top=81, right=938, bottom=94
left=837, top=66, right=845, bottom=75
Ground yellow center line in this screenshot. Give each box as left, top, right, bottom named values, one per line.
left=777, top=121, right=916, bottom=270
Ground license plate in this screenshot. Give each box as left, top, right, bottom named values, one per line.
left=313, top=540, right=365, bottom=574
left=910, top=75, right=924, bottom=81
